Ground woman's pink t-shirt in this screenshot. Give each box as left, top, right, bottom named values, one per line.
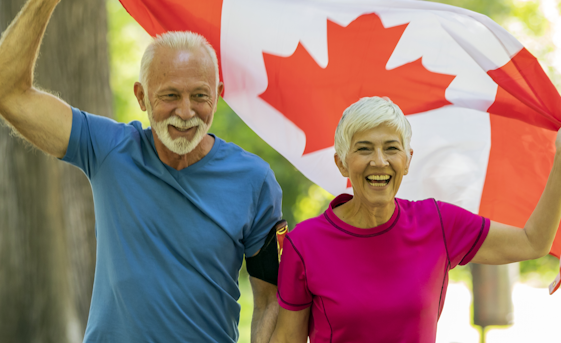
left=277, top=194, right=490, bottom=343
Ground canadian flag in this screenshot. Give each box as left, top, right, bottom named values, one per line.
left=119, top=0, right=561, bottom=293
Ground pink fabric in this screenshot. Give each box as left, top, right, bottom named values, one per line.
left=277, top=194, right=490, bottom=343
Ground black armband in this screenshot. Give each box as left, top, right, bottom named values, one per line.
left=246, top=220, right=288, bottom=286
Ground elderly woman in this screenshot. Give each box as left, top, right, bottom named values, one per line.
left=269, top=96, right=561, bottom=343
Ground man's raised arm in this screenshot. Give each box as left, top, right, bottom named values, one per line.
left=0, top=0, right=72, bottom=159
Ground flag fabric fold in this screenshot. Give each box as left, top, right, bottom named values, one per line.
left=119, top=0, right=561, bottom=290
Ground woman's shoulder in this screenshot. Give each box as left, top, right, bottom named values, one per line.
left=396, top=197, right=438, bottom=212
left=287, top=213, right=330, bottom=242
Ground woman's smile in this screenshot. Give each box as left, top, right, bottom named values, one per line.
left=366, top=174, right=391, bottom=187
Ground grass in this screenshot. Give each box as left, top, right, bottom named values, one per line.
left=238, top=269, right=254, bottom=343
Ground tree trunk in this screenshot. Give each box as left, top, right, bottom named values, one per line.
left=0, top=0, right=112, bottom=342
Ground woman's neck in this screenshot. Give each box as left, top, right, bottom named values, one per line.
left=333, top=197, right=396, bottom=229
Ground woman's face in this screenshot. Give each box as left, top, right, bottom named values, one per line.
left=336, top=123, right=412, bottom=208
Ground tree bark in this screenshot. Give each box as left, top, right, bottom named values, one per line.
left=0, top=0, right=112, bottom=342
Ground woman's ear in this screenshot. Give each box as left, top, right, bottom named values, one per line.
left=334, top=153, right=349, bottom=178
left=404, top=148, right=414, bottom=175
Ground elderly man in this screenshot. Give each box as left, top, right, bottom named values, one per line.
left=0, top=0, right=283, bottom=342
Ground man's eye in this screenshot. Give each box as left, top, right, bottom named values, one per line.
left=357, top=147, right=369, bottom=151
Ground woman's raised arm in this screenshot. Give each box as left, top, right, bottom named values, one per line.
left=471, top=128, right=561, bottom=265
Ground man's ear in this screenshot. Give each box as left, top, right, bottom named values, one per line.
left=217, top=81, right=224, bottom=98
left=134, top=82, right=147, bottom=111
left=334, top=153, right=349, bottom=178
left=404, top=148, right=414, bottom=175
left=213, top=82, right=225, bottom=112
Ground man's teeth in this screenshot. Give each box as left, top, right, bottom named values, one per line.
left=173, top=126, right=193, bottom=132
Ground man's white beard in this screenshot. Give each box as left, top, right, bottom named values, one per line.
left=146, top=103, right=208, bottom=155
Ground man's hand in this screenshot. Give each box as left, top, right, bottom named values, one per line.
left=0, top=0, right=72, bottom=158
left=249, top=277, right=279, bottom=343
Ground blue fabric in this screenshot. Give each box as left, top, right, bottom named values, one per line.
left=62, top=107, right=283, bottom=343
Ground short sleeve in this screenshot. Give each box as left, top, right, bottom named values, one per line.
left=277, top=236, right=313, bottom=311
left=243, top=168, right=283, bottom=257
left=62, top=107, right=126, bottom=178
left=437, top=201, right=490, bottom=267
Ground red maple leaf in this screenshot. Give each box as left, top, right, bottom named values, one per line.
left=259, top=13, right=456, bottom=155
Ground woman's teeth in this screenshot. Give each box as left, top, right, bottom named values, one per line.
left=366, top=175, right=391, bottom=187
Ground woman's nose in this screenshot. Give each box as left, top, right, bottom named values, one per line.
left=370, top=150, right=389, bottom=167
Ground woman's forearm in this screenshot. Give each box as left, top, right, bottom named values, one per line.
left=524, top=151, right=561, bottom=257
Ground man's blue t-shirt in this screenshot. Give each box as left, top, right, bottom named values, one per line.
left=62, top=108, right=283, bottom=342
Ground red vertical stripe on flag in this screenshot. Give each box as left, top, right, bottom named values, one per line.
left=118, top=0, right=224, bottom=83
left=478, top=114, right=561, bottom=258
left=487, top=48, right=561, bottom=131
left=483, top=47, right=561, bottom=258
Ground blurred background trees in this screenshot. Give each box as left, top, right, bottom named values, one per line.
left=0, top=0, right=560, bottom=342
left=0, top=0, right=110, bottom=341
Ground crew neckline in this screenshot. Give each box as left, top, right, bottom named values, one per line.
left=146, top=131, right=220, bottom=174
left=324, top=194, right=400, bottom=237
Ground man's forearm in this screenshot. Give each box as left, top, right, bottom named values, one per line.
left=249, top=276, right=279, bottom=343
left=0, top=0, right=60, bottom=101
left=251, top=301, right=279, bottom=343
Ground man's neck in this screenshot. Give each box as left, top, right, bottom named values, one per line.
left=153, top=132, right=215, bottom=171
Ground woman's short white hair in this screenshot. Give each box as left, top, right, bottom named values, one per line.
left=139, top=31, right=219, bottom=92
left=334, top=96, right=412, bottom=167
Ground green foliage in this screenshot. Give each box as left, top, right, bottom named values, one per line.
left=426, top=0, right=511, bottom=21
left=510, top=1, right=548, bottom=36
left=238, top=267, right=253, bottom=343
left=519, top=254, right=560, bottom=287
left=449, top=264, right=473, bottom=286
left=429, top=0, right=548, bottom=39
left=107, top=0, right=151, bottom=126
left=293, top=184, right=334, bottom=224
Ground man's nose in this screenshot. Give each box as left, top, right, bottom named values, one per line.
left=175, top=96, right=196, bottom=120
left=370, top=150, right=389, bottom=167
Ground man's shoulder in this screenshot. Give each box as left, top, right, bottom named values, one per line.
left=212, top=136, right=272, bottom=174
left=74, top=108, right=145, bottom=138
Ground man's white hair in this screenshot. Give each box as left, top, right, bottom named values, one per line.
left=334, top=96, right=412, bottom=167
left=139, top=31, right=219, bottom=92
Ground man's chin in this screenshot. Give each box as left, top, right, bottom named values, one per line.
left=163, top=136, right=205, bottom=156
